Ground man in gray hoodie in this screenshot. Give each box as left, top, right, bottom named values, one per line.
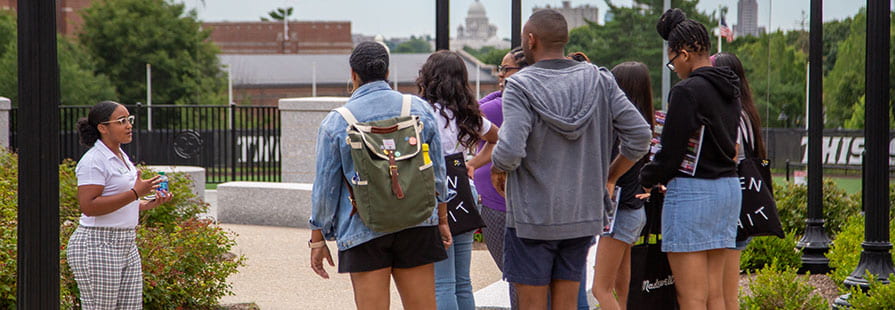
left=490, top=9, right=652, bottom=309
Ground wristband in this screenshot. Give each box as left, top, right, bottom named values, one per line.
left=130, top=188, right=139, bottom=200
left=308, top=240, right=327, bottom=249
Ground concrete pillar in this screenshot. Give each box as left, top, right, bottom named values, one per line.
left=278, top=97, right=348, bottom=183
left=0, top=97, right=10, bottom=149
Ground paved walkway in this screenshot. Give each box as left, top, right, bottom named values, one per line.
left=206, top=190, right=598, bottom=309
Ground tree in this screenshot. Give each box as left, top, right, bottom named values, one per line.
left=824, top=10, right=866, bottom=128
left=261, top=7, right=293, bottom=21
left=0, top=10, right=117, bottom=107
left=729, top=31, right=808, bottom=128
left=394, top=37, right=433, bottom=54
left=566, top=0, right=717, bottom=106
left=463, top=46, right=508, bottom=65
left=79, top=0, right=225, bottom=106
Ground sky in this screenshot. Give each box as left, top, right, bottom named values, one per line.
left=181, top=0, right=884, bottom=39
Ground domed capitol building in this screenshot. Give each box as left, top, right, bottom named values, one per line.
left=452, top=0, right=509, bottom=49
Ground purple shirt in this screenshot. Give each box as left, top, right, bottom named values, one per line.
left=474, top=91, right=506, bottom=212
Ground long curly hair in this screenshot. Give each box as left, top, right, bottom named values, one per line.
left=416, top=50, right=483, bottom=149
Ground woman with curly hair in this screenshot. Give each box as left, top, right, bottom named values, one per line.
left=417, top=50, right=499, bottom=310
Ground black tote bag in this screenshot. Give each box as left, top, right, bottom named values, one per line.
left=736, top=139, right=785, bottom=241
left=444, top=152, right=486, bottom=235
left=627, top=189, right=678, bottom=310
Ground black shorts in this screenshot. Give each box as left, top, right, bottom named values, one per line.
left=338, top=226, right=447, bottom=273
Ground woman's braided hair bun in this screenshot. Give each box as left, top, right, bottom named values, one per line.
left=656, top=8, right=687, bottom=41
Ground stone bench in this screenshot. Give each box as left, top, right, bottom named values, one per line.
left=216, top=181, right=312, bottom=228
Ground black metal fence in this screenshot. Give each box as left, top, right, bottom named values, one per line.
left=9, top=104, right=281, bottom=184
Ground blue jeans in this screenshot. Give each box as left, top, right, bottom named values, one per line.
left=435, top=231, right=475, bottom=310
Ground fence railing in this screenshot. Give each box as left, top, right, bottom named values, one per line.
left=9, top=104, right=281, bottom=184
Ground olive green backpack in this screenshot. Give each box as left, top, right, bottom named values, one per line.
left=334, top=95, right=436, bottom=233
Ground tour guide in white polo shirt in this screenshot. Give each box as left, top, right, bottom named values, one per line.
left=67, top=101, right=173, bottom=309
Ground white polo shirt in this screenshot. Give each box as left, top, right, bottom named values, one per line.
left=75, top=141, right=139, bottom=228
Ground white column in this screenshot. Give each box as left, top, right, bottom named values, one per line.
left=0, top=97, right=10, bottom=149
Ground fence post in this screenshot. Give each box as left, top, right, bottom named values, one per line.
left=0, top=97, right=10, bottom=149
left=134, top=102, right=142, bottom=160
left=230, top=102, right=236, bottom=181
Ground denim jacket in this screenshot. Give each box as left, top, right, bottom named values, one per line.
left=309, top=81, right=451, bottom=251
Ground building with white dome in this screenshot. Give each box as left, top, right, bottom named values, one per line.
left=452, top=0, right=509, bottom=49
left=533, top=1, right=600, bottom=31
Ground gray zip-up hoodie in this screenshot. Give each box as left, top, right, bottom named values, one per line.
left=492, top=59, right=652, bottom=240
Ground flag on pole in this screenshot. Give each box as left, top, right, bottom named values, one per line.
left=720, top=16, right=734, bottom=42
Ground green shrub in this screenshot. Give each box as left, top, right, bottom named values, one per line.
left=826, top=213, right=895, bottom=290
left=740, top=263, right=828, bottom=310
left=0, top=150, right=244, bottom=308
left=848, top=272, right=895, bottom=309
left=774, top=178, right=860, bottom=236
left=740, top=231, right=802, bottom=272
left=139, top=218, right=242, bottom=309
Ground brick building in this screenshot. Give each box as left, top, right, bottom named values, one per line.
left=204, top=21, right=353, bottom=54
left=220, top=51, right=499, bottom=106
left=1, top=0, right=92, bottom=35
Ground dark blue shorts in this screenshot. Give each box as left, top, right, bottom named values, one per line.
left=503, top=228, right=594, bottom=286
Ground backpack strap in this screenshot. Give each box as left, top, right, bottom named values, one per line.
left=334, top=107, right=359, bottom=126
left=336, top=95, right=411, bottom=124
left=400, top=95, right=412, bottom=117
left=342, top=174, right=359, bottom=216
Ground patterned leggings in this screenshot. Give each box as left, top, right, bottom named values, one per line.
left=67, top=226, right=143, bottom=310
left=481, top=206, right=519, bottom=310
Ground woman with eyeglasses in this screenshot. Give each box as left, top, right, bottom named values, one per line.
left=640, top=8, right=743, bottom=309
left=474, top=47, right=528, bottom=310
left=68, top=100, right=173, bottom=309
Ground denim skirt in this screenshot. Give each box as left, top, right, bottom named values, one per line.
left=661, top=177, right=741, bottom=253
left=603, top=207, right=646, bottom=245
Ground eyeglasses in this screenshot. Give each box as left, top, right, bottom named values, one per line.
left=666, top=53, right=681, bottom=71
left=498, top=65, right=521, bottom=74
left=100, top=115, right=135, bottom=126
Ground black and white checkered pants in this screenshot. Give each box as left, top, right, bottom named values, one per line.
left=67, top=226, right=142, bottom=310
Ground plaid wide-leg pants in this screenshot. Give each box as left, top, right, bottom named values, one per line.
left=67, top=226, right=142, bottom=310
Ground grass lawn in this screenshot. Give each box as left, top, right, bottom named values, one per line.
left=772, top=175, right=867, bottom=194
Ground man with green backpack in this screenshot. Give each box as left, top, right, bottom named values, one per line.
left=308, top=41, right=452, bottom=310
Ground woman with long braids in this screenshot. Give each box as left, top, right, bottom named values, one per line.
left=68, top=101, right=173, bottom=309
left=417, top=50, right=499, bottom=310
left=475, top=47, right=528, bottom=310
left=640, top=8, right=743, bottom=309
left=712, top=52, right=767, bottom=310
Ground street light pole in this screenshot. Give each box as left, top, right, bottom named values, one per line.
left=847, top=0, right=894, bottom=289
left=511, top=0, right=521, bottom=49
left=796, top=0, right=832, bottom=275
left=16, top=0, right=60, bottom=307
left=436, top=0, right=449, bottom=50
left=661, top=0, right=670, bottom=111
